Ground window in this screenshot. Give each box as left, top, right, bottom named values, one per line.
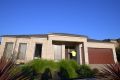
left=18, top=43, right=27, bottom=60
left=34, top=44, right=42, bottom=59
left=4, top=42, right=14, bottom=58
left=53, top=45, right=62, bottom=61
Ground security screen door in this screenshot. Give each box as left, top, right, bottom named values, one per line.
left=53, top=45, right=62, bottom=61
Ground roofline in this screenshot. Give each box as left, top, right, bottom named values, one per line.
left=87, top=39, right=114, bottom=44
left=1, top=33, right=88, bottom=38
left=48, top=33, right=88, bottom=38
left=88, top=41, right=115, bottom=44
left=1, top=35, right=48, bottom=39
left=0, top=33, right=117, bottom=44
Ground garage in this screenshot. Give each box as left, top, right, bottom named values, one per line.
left=88, top=48, right=115, bottom=64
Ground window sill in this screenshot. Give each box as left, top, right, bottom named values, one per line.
left=16, top=60, right=25, bottom=64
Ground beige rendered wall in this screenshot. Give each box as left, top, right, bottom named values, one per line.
left=0, top=37, right=51, bottom=62
left=1, top=35, right=87, bottom=61
left=0, top=45, right=3, bottom=57
left=110, top=40, right=120, bottom=47
left=48, top=35, right=87, bottom=42
left=1, top=35, right=117, bottom=66
left=0, top=37, right=17, bottom=56
left=1, top=35, right=87, bottom=62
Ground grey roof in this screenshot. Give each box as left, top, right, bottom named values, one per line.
left=1, top=33, right=88, bottom=38
left=1, top=34, right=48, bottom=38
left=49, top=33, right=88, bottom=38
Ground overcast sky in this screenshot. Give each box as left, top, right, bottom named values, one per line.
left=0, top=0, right=120, bottom=40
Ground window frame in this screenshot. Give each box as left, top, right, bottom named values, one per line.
left=34, top=43, right=43, bottom=59
left=53, top=44, right=62, bottom=61
left=17, top=43, right=27, bottom=60
left=4, top=42, right=14, bottom=58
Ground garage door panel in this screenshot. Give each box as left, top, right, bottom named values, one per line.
left=88, top=48, right=114, bottom=64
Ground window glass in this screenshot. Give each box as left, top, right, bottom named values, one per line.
left=4, top=42, right=14, bottom=58
left=53, top=45, right=62, bottom=61
left=34, top=44, right=42, bottom=59
left=18, top=43, right=27, bottom=60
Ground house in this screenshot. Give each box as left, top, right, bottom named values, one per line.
left=0, top=33, right=117, bottom=68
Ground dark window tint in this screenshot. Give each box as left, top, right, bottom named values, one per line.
left=34, top=44, right=42, bottom=58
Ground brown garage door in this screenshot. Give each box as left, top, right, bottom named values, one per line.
left=88, top=48, right=114, bottom=64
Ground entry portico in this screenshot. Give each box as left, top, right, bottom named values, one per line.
left=48, top=34, right=88, bottom=64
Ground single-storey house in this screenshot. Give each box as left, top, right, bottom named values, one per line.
left=0, top=33, right=117, bottom=68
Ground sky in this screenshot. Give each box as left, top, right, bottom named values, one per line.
left=0, top=0, right=120, bottom=40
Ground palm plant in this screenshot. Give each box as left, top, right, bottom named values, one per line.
left=102, top=63, right=120, bottom=80
left=0, top=55, right=32, bottom=80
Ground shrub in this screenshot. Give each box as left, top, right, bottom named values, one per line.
left=23, top=59, right=58, bottom=79
left=24, top=59, right=79, bottom=79
left=25, top=59, right=58, bottom=73
left=102, top=63, right=120, bottom=80
left=76, top=65, right=95, bottom=78
left=68, top=60, right=79, bottom=71
left=23, top=59, right=95, bottom=79
left=0, top=55, right=32, bottom=80
left=58, top=60, right=78, bottom=79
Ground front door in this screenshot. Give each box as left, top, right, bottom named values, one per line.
left=65, top=45, right=77, bottom=61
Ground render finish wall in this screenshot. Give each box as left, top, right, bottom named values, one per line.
left=0, top=37, right=50, bottom=62
left=0, top=35, right=117, bottom=65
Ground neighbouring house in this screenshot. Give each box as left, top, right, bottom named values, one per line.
left=0, top=33, right=118, bottom=69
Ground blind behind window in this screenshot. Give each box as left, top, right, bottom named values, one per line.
left=4, top=42, right=14, bottom=58
left=18, top=43, right=27, bottom=60
left=53, top=45, right=62, bottom=61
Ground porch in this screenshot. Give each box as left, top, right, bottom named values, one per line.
left=52, top=41, right=85, bottom=64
